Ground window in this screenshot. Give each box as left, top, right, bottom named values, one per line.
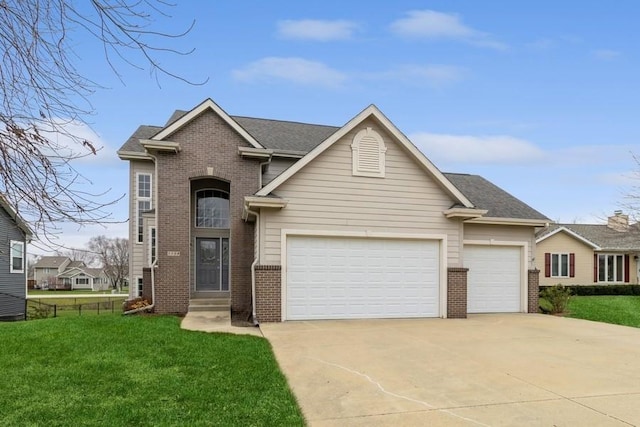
left=351, top=127, right=387, bottom=178
left=10, top=240, right=24, bottom=273
left=195, top=190, right=230, bottom=228
left=551, top=253, right=569, bottom=278
left=598, top=254, right=627, bottom=283
left=544, top=252, right=574, bottom=278
left=137, top=173, right=152, bottom=243
left=149, top=227, right=156, bottom=265
left=76, top=277, right=89, bottom=285
left=137, top=277, right=143, bottom=297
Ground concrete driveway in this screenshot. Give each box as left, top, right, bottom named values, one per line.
left=260, top=314, right=640, bottom=426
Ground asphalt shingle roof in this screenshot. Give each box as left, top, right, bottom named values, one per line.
left=33, top=256, right=69, bottom=268
left=444, top=173, right=549, bottom=220
left=537, top=223, right=640, bottom=250
left=118, top=107, right=549, bottom=221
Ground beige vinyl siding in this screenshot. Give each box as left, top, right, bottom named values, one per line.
left=463, top=224, right=536, bottom=268
left=536, top=232, right=596, bottom=286
left=129, top=160, right=155, bottom=298
left=260, top=117, right=461, bottom=265
left=262, top=158, right=296, bottom=186
left=535, top=231, right=640, bottom=285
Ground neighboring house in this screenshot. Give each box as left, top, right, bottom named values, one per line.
left=118, top=98, right=549, bottom=322
left=0, top=197, right=32, bottom=320
left=536, top=211, right=640, bottom=286
left=32, top=257, right=110, bottom=291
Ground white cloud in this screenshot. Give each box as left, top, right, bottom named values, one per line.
left=232, top=57, right=347, bottom=88
left=389, top=10, right=507, bottom=50
left=41, top=119, right=115, bottom=164
left=366, top=65, right=466, bottom=88
left=592, top=49, right=621, bottom=60
left=411, top=132, right=544, bottom=164
left=277, top=19, right=359, bottom=41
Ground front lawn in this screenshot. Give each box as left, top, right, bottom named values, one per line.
left=567, top=295, right=640, bottom=328
left=0, top=315, right=304, bottom=426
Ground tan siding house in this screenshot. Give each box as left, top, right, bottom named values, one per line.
left=118, top=98, right=549, bottom=322
left=536, top=213, right=640, bottom=286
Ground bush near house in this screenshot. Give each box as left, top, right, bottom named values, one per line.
left=539, top=285, right=572, bottom=314
left=540, top=284, right=640, bottom=296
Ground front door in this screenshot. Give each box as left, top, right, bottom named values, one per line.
left=196, top=237, right=229, bottom=291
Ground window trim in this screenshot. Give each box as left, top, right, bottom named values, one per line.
left=149, top=226, right=156, bottom=266
left=597, top=253, right=626, bottom=283
left=351, top=127, right=387, bottom=178
left=136, top=172, right=152, bottom=244
left=550, top=253, right=570, bottom=278
left=9, top=240, right=24, bottom=274
left=194, top=189, right=230, bottom=229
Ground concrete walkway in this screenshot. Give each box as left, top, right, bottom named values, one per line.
left=261, top=314, right=640, bottom=426
left=180, top=311, right=263, bottom=337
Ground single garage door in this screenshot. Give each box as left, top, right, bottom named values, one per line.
left=286, top=236, right=440, bottom=320
left=464, top=245, right=522, bottom=313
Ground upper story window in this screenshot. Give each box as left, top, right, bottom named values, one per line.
left=351, top=127, right=387, bottom=178
left=136, top=173, right=152, bottom=243
left=10, top=240, right=24, bottom=273
left=196, top=190, right=230, bottom=228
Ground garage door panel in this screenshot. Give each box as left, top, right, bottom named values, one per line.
left=465, top=245, right=521, bottom=314
left=286, top=236, right=439, bottom=320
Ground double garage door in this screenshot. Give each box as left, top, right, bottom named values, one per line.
left=286, top=236, right=440, bottom=320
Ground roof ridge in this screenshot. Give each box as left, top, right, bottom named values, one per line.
left=232, top=115, right=339, bottom=129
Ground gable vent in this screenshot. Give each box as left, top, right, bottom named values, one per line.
left=351, top=127, right=386, bottom=178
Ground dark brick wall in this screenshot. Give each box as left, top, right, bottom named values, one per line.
left=447, top=267, right=468, bottom=319
left=142, top=268, right=152, bottom=304
left=153, top=109, right=260, bottom=314
left=528, top=269, right=540, bottom=313
left=255, top=265, right=281, bottom=322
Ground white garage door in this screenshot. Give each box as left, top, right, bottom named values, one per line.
left=465, top=245, right=522, bottom=313
left=286, top=236, right=440, bottom=320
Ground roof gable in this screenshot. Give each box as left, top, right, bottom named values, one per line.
left=536, top=226, right=600, bottom=249
left=256, top=105, right=473, bottom=207
left=0, top=196, right=32, bottom=238
left=152, top=98, right=263, bottom=149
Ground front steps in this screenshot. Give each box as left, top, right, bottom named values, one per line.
left=188, top=297, right=230, bottom=319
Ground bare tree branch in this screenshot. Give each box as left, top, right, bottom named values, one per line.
left=0, top=0, right=204, bottom=248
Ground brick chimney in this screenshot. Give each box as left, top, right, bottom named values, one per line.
left=607, top=210, right=629, bottom=231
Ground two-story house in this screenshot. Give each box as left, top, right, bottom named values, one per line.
left=118, top=98, right=549, bottom=323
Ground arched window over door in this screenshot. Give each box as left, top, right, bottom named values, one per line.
left=195, top=189, right=230, bottom=228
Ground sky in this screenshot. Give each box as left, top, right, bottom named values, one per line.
left=38, top=1, right=640, bottom=252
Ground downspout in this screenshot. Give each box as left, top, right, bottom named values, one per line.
left=245, top=158, right=272, bottom=326
left=246, top=208, right=260, bottom=326
left=125, top=151, right=159, bottom=315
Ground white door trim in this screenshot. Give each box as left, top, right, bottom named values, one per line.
left=281, top=229, right=448, bottom=321
left=463, top=239, right=528, bottom=313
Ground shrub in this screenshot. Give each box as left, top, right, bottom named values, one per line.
left=539, top=284, right=572, bottom=314
left=539, top=284, right=640, bottom=296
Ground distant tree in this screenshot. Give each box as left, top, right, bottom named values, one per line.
left=622, top=153, right=640, bottom=222
left=87, top=235, right=128, bottom=291
left=0, top=1, right=202, bottom=247
left=27, top=254, right=41, bottom=279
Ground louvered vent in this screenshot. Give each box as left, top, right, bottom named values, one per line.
left=351, top=127, right=386, bottom=177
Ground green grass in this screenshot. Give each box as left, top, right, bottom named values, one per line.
left=0, top=315, right=304, bottom=426
left=567, top=296, right=640, bottom=328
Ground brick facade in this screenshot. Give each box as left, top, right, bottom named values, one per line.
left=255, top=265, right=281, bottom=323
left=142, top=268, right=152, bottom=304
left=528, top=269, right=540, bottom=313
left=447, top=267, right=468, bottom=319
left=153, top=110, right=260, bottom=314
